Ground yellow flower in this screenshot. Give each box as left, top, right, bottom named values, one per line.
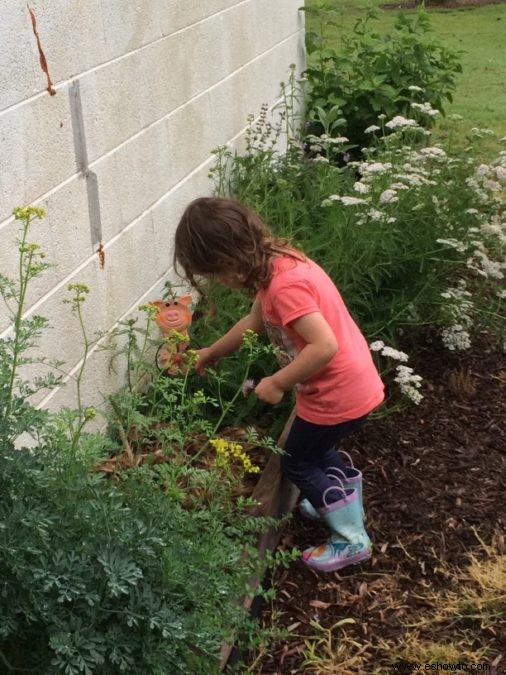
left=13, top=205, right=46, bottom=221
left=209, top=438, right=260, bottom=474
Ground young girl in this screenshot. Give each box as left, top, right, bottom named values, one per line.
left=174, top=197, right=384, bottom=572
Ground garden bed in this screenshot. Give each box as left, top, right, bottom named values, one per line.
left=219, top=409, right=299, bottom=671
left=247, top=330, right=505, bottom=672
left=94, top=403, right=301, bottom=672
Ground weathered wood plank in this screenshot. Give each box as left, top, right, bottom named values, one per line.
left=219, top=408, right=299, bottom=671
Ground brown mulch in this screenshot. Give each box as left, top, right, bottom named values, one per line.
left=248, top=330, right=506, bottom=673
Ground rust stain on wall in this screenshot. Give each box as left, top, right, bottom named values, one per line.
left=97, top=242, right=106, bottom=269
left=28, top=6, right=56, bottom=96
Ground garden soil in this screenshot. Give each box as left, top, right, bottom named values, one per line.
left=249, top=330, right=505, bottom=674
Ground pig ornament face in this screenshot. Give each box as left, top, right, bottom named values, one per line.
left=150, top=295, right=193, bottom=373
left=150, top=295, right=193, bottom=336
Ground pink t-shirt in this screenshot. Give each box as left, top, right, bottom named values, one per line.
left=257, top=255, right=384, bottom=424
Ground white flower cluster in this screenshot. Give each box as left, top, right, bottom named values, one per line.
left=365, top=125, right=381, bottom=134
left=379, top=189, right=398, bottom=204
left=440, top=281, right=474, bottom=351
left=322, top=195, right=366, bottom=207
left=370, top=341, right=409, bottom=362
left=360, top=161, right=393, bottom=174
left=468, top=162, right=503, bottom=198
left=370, top=341, right=423, bottom=405
left=441, top=325, right=472, bottom=351
left=394, top=365, right=424, bottom=405
left=385, top=116, right=419, bottom=130
left=436, top=237, right=468, bottom=254
left=353, top=181, right=370, bottom=194
left=480, top=214, right=506, bottom=244
left=419, top=146, right=447, bottom=160
left=471, top=127, right=495, bottom=138
left=312, top=155, right=330, bottom=164
left=468, top=243, right=505, bottom=280
left=411, top=102, right=440, bottom=117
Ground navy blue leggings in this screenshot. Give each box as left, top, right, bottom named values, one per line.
left=282, top=414, right=367, bottom=509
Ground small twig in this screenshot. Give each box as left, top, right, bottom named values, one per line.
left=117, top=423, right=134, bottom=464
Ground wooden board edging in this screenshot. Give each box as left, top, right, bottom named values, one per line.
left=219, top=408, right=299, bottom=671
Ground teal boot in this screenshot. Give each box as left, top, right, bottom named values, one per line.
left=299, top=451, right=363, bottom=522
left=301, top=485, right=372, bottom=573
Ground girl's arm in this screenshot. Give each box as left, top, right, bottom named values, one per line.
left=194, top=297, right=264, bottom=374
left=255, top=311, right=337, bottom=404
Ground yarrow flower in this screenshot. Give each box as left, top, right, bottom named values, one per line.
left=364, top=125, right=381, bottom=134
left=379, top=189, right=398, bottom=204
left=411, top=102, right=440, bottom=117
left=495, top=165, right=506, bottom=182
left=360, top=161, right=393, bottom=175
left=385, top=116, right=418, bottom=130
left=370, top=340, right=409, bottom=362
left=368, top=208, right=384, bottom=222
left=440, top=281, right=475, bottom=351
left=441, top=325, right=472, bottom=351
left=353, top=181, right=369, bottom=194
left=325, top=195, right=367, bottom=207
left=437, top=238, right=468, bottom=254
left=408, top=85, right=424, bottom=93
left=394, top=365, right=424, bottom=404
left=419, top=147, right=447, bottom=160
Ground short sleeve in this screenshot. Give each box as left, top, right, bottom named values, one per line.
left=271, top=280, right=321, bottom=327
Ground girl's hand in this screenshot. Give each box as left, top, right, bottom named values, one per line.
left=254, top=376, right=285, bottom=405
left=193, top=347, right=218, bottom=375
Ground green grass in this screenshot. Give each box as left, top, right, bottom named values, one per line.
left=304, top=0, right=506, bottom=141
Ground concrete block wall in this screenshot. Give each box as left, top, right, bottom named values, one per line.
left=0, top=1, right=305, bottom=415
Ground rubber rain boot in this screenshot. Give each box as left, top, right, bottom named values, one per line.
left=299, top=450, right=363, bottom=522
left=302, top=485, right=372, bottom=573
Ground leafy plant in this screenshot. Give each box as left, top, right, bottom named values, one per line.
left=0, top=210, right=298, bottom=673
left=209, top=99, right=505, bottom=413
left=0, top=206, right=60, bottom=448
left=302, top=3, right=463, bottom=152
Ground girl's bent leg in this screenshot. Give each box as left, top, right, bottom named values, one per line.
left=282, top=416, right=356, bottom=509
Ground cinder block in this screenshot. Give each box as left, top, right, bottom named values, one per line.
left=0, top=4, right=39, bottom=111
left=78, top=1, right=302, bottom=163
left=0, top=177, right=91, bottom=333
left=150, top=162, right=213, bottom=277
left=205, top=0, right=244, bottom=17
left=97, top=0, right=163, bottom=61
left=23, top=0, right=107, bottom=85
left=0, top=87, right=76, bottom=223
left=90, top=95, right=213, bottom=243
left=79, top=31, right=190, bottom=163
left=159, top=0, right=239, bottom=36
left=208, top=34, right=305, bottom=148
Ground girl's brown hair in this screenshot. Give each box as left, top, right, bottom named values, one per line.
left=174, top=197, right=302, bottom=294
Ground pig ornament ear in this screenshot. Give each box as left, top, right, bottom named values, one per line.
left=176, top=295, right=193, bottom=307
left=149, top=295, right=193, bottom=309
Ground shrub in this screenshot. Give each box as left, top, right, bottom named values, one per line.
left=0, top=442, right=276, bottom=674
left=302, top=2, right=462, bottom=152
